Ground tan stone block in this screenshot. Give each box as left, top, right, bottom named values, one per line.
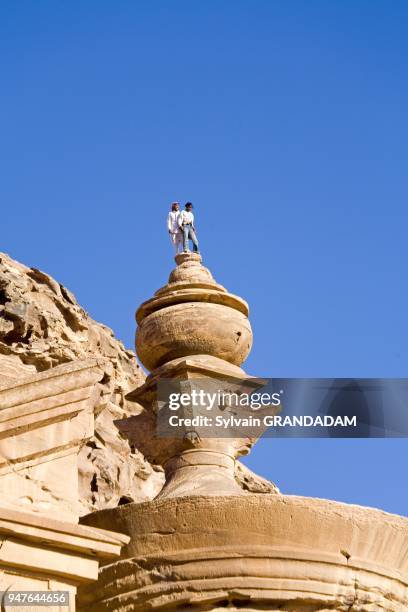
left=0, top=453, right=79, bottom=520
left=0, top=359, right=105, bottom=520
left=0, top=570, right=73, bottom=612
left=0, top=537, right=98, bottom=582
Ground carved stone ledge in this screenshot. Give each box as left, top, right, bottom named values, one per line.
left=78, top=494, right=408, bottom=611
left=0, top=358, right=107, bottom=520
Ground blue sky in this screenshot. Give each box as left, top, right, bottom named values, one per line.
left=1, top=1, right=407, bottom=515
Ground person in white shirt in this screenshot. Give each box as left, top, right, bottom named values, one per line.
left=167, top=202, right=183, bottom=254
left=178, top=202, right=199, bottom=253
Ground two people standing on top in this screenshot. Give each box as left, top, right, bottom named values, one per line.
left=167, top=202, right=199, bottom=254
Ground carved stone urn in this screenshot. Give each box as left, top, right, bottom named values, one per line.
left=78, top=253, right=408, bottom=611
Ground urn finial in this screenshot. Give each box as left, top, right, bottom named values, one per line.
left=135, top=253, right=253, bottom=372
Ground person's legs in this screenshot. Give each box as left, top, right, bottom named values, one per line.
left=183, top=225, right=190, bottom=251
left=170, top=233, right=178, bottom=253
left=188, top=227, right=199, bottom=253
left=175, top=232, right=183, bottom=253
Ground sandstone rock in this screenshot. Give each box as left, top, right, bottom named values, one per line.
left=124, top=252, right=280, bottom=500
left=0, top=252, right=164, bottom=514
left=0, top=358, right=107, bottom=520
left=135, top=252, right=252, bottom=371
left=79, top=495, right=408, bottom=611
left=235, top=461, right=280, bottom=494
left=0, top=252, right=277, bottom=511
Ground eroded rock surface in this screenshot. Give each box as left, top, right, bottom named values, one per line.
left=0, top=252, right=164, bottom=514
left=0, top=252, right=278, bottom=512
left=235, top=461, right=280, bottom=494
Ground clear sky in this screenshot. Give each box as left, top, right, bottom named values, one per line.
left=1, top=1, right=407, bottom=515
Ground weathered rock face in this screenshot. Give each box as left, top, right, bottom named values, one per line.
left=0, top=252, right=277, bottom=515
left=0, top=252, right=164, bottom=514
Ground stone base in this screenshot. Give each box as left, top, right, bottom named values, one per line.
left=78, top=495, right=408, bottom=611
left=0, top=506, right=129, bottom=612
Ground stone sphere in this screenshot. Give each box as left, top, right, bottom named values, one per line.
left=136, top=301, right=253, bottom=372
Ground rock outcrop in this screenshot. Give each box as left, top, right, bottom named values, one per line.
left=0, top=252, right=164, bottom=514
left=0, top=252, right=278, bottom=514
